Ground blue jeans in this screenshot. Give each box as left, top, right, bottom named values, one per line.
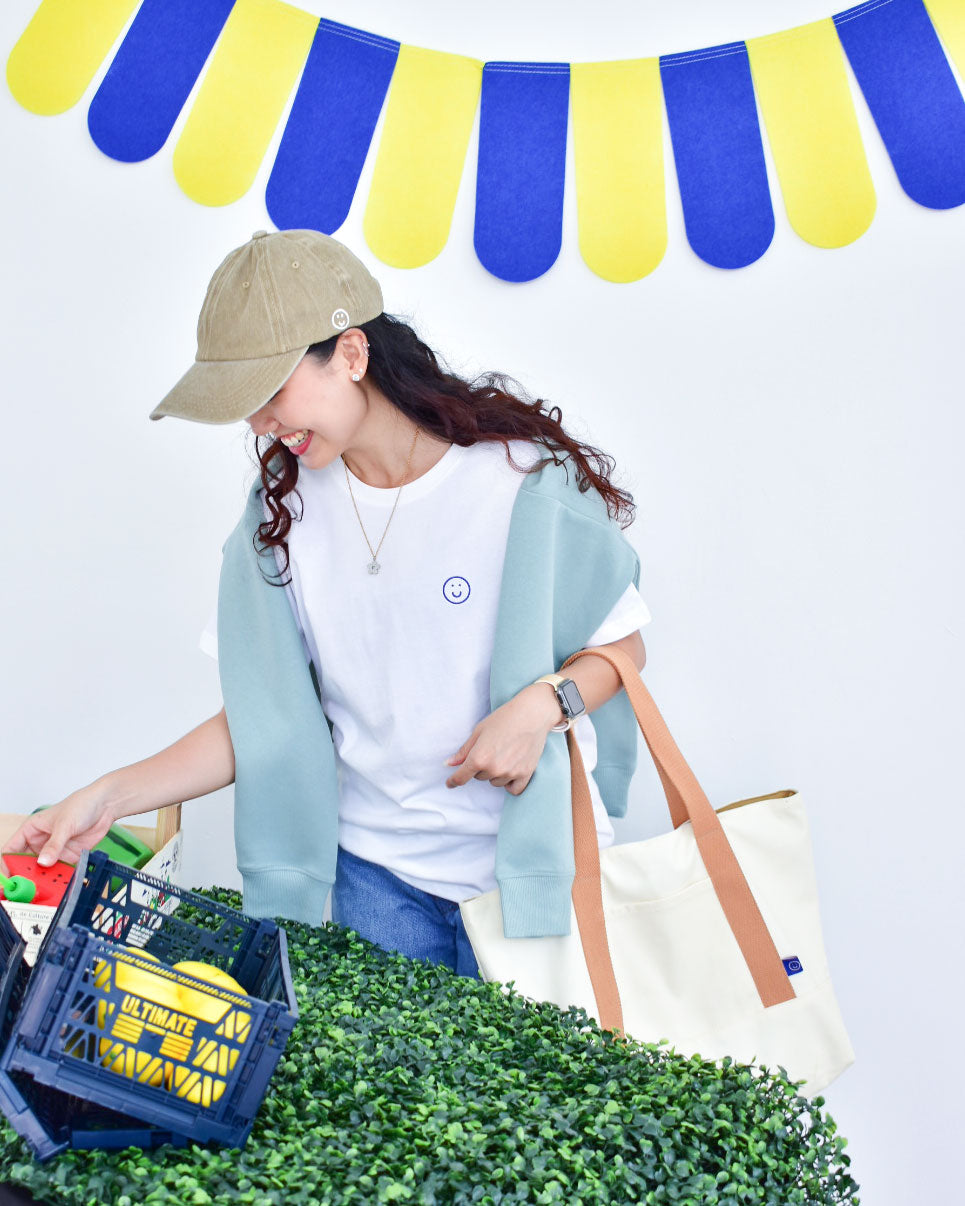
left=331, top=845, right=481, bottom=980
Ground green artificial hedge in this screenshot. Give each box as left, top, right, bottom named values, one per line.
left=0, top=885, right=859, bottom=1205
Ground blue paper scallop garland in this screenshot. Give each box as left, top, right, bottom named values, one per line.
left=17, top=0, right=965, bottom=281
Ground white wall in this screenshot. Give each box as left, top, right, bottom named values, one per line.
left=2, top=1, right=962, bottom=1200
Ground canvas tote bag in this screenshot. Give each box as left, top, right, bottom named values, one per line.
left=459, top=646, right=854, bottom=1096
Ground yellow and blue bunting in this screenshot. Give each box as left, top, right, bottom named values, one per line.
left=570, top=58, right=667, bottom=283
left=7, top=0, right=965, bottom=282
left=660, top=43, right=775, bottom=270
left=927, top=0, right=965, bottom=79
left=266, top=18, right=399, bottom=234
left=6, top=0, right=140, bottom=116
left=747, top=18, right=876, bottom=250
left=171, top=0, right=318, bottom=208
left=87, top=0, right=234, bottom=162
left=363, top=45, right=482, bottom=268
left=835, top=0, right=965, bottom=209
left=475, top=62, right=570, bottom=281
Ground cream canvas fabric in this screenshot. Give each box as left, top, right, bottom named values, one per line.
left=460, top=648, right=854, bottom=1097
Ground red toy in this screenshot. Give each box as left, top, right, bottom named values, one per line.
left=0, top=854, right=76, bottom=908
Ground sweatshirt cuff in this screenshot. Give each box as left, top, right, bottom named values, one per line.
left=496, top=874, right=574, bottom=938
left=593, top=765, right=633, bottom=818
left=241, top=868, right=333, bottom=927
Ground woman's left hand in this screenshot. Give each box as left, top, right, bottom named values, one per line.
left=444, top=685, right=562, bottom=796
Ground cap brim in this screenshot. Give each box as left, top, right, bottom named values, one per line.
left=149, top=347, right=309, bottom=424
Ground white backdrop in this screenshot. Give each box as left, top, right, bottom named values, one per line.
left=2, top=1, right=962, bottom=1201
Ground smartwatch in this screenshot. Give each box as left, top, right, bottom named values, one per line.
left=534, top=673, right=586, bottom=732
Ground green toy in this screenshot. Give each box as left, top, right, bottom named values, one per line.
left=29, top=807, right=155, bottom=869
left=0, top=868, right=36, bottom=904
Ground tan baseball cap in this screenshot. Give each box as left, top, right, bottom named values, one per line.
left=150, top=229, right=384, bottom=424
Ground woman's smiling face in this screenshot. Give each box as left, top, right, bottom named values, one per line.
left=245, top=334, right=367, bottom=470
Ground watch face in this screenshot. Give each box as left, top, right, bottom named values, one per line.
left=559, top=678, right=585, bottom=717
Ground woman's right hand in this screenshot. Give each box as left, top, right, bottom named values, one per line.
left=1, top=787, right=115, bottom=877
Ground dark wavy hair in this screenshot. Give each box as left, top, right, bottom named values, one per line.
left=253, top=311, right=635, bottom=583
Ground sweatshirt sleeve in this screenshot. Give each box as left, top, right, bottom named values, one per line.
left=218, top=486, right=340, bottom=927
left=490, top=478, right=641, bottom=938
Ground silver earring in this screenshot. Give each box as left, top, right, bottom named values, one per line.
left=352, top=373, right=361, bottom=382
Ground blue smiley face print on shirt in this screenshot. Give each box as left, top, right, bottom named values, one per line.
left=442, top=576, right=471, bottom=604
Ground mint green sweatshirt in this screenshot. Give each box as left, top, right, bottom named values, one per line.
left=217, top=452, right=640, bottom=938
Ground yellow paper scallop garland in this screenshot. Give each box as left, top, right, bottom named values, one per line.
left=6, top=0, right=965, bottom=282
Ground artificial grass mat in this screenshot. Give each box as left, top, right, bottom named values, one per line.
left=0, top=885, right=859, bottom=1205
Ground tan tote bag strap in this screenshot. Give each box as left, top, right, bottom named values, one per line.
left=559, top=647, right=794, bottom=1033
left=565, top=730, right=627, bottom=1035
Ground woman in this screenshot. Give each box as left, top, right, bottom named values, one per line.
left=2, top=229, right=649, bottom=978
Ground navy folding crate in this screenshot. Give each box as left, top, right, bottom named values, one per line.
left=1, top=889, right=193, bottom=1161
left=0, top=899, right=30, bottom=1070
left=0, top=851, right=298, bottom=1162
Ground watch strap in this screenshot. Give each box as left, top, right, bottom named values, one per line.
left=534, top=673, right=568, bottom=689
left=534, top=673, right=577, bottom=732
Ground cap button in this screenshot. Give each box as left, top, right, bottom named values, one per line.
left=251, top=230, right=268, bottom=239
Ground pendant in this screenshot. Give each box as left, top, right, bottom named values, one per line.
left=368, top=560, right=381, bottom=574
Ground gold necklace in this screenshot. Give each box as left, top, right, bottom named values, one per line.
left=343, top=427, right=420, bottom=575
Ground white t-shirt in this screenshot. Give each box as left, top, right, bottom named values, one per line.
left=202, top=439, right=651, bottom=901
